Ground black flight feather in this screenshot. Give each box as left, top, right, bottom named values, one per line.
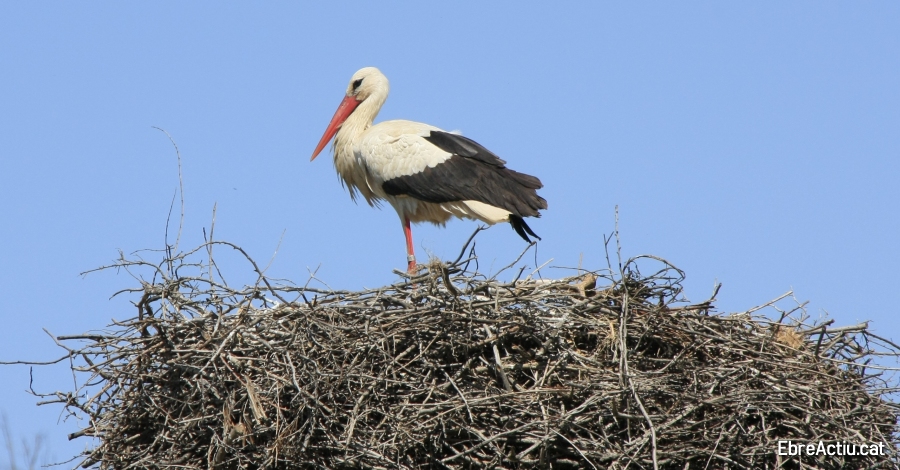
left=382, top=130, right=547, bottom=242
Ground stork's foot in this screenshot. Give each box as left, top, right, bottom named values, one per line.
left=407, top=256, right=418, bottom=275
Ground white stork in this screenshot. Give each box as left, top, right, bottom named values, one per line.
left=310, top=67, right=547, bottom=274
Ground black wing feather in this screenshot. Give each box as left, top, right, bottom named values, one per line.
left=510, top=215, right=541, bottom=243
left=422, top=131, right=506, bottom=166
left=382, top=131, right=547, bottom=222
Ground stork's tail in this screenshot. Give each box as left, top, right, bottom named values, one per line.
left=510, top=215, right=541, bottom=243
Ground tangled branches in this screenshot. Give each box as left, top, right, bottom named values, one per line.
left=34, top=235, right=900, bottom=469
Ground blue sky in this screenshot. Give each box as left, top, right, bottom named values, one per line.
left=1, top=2, right=898, bottom=463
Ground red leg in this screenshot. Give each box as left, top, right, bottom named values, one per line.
left=403, top=217, right=417, bottom=274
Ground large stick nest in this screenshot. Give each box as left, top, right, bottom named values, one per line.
left=40, top=235, right=900, bottom=469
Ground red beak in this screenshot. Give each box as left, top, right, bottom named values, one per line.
left=310, top=94, right=361, bottom=161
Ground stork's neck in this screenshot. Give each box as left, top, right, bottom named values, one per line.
left=334, top=91, right=386, bottom=154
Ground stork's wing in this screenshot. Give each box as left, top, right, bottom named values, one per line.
left=381, top=130, right=547, bottom=218
left=421, top=131, right=506, bottom=167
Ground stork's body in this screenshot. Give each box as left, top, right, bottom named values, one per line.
left=311, top=67, right=547, bottom=274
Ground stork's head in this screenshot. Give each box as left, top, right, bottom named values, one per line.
left=345, top=67, right=389, bottom=102
left=311, top=67, right=390, bottom=161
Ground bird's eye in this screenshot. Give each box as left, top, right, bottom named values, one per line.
left=352, top=78, right=363, bottom=91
